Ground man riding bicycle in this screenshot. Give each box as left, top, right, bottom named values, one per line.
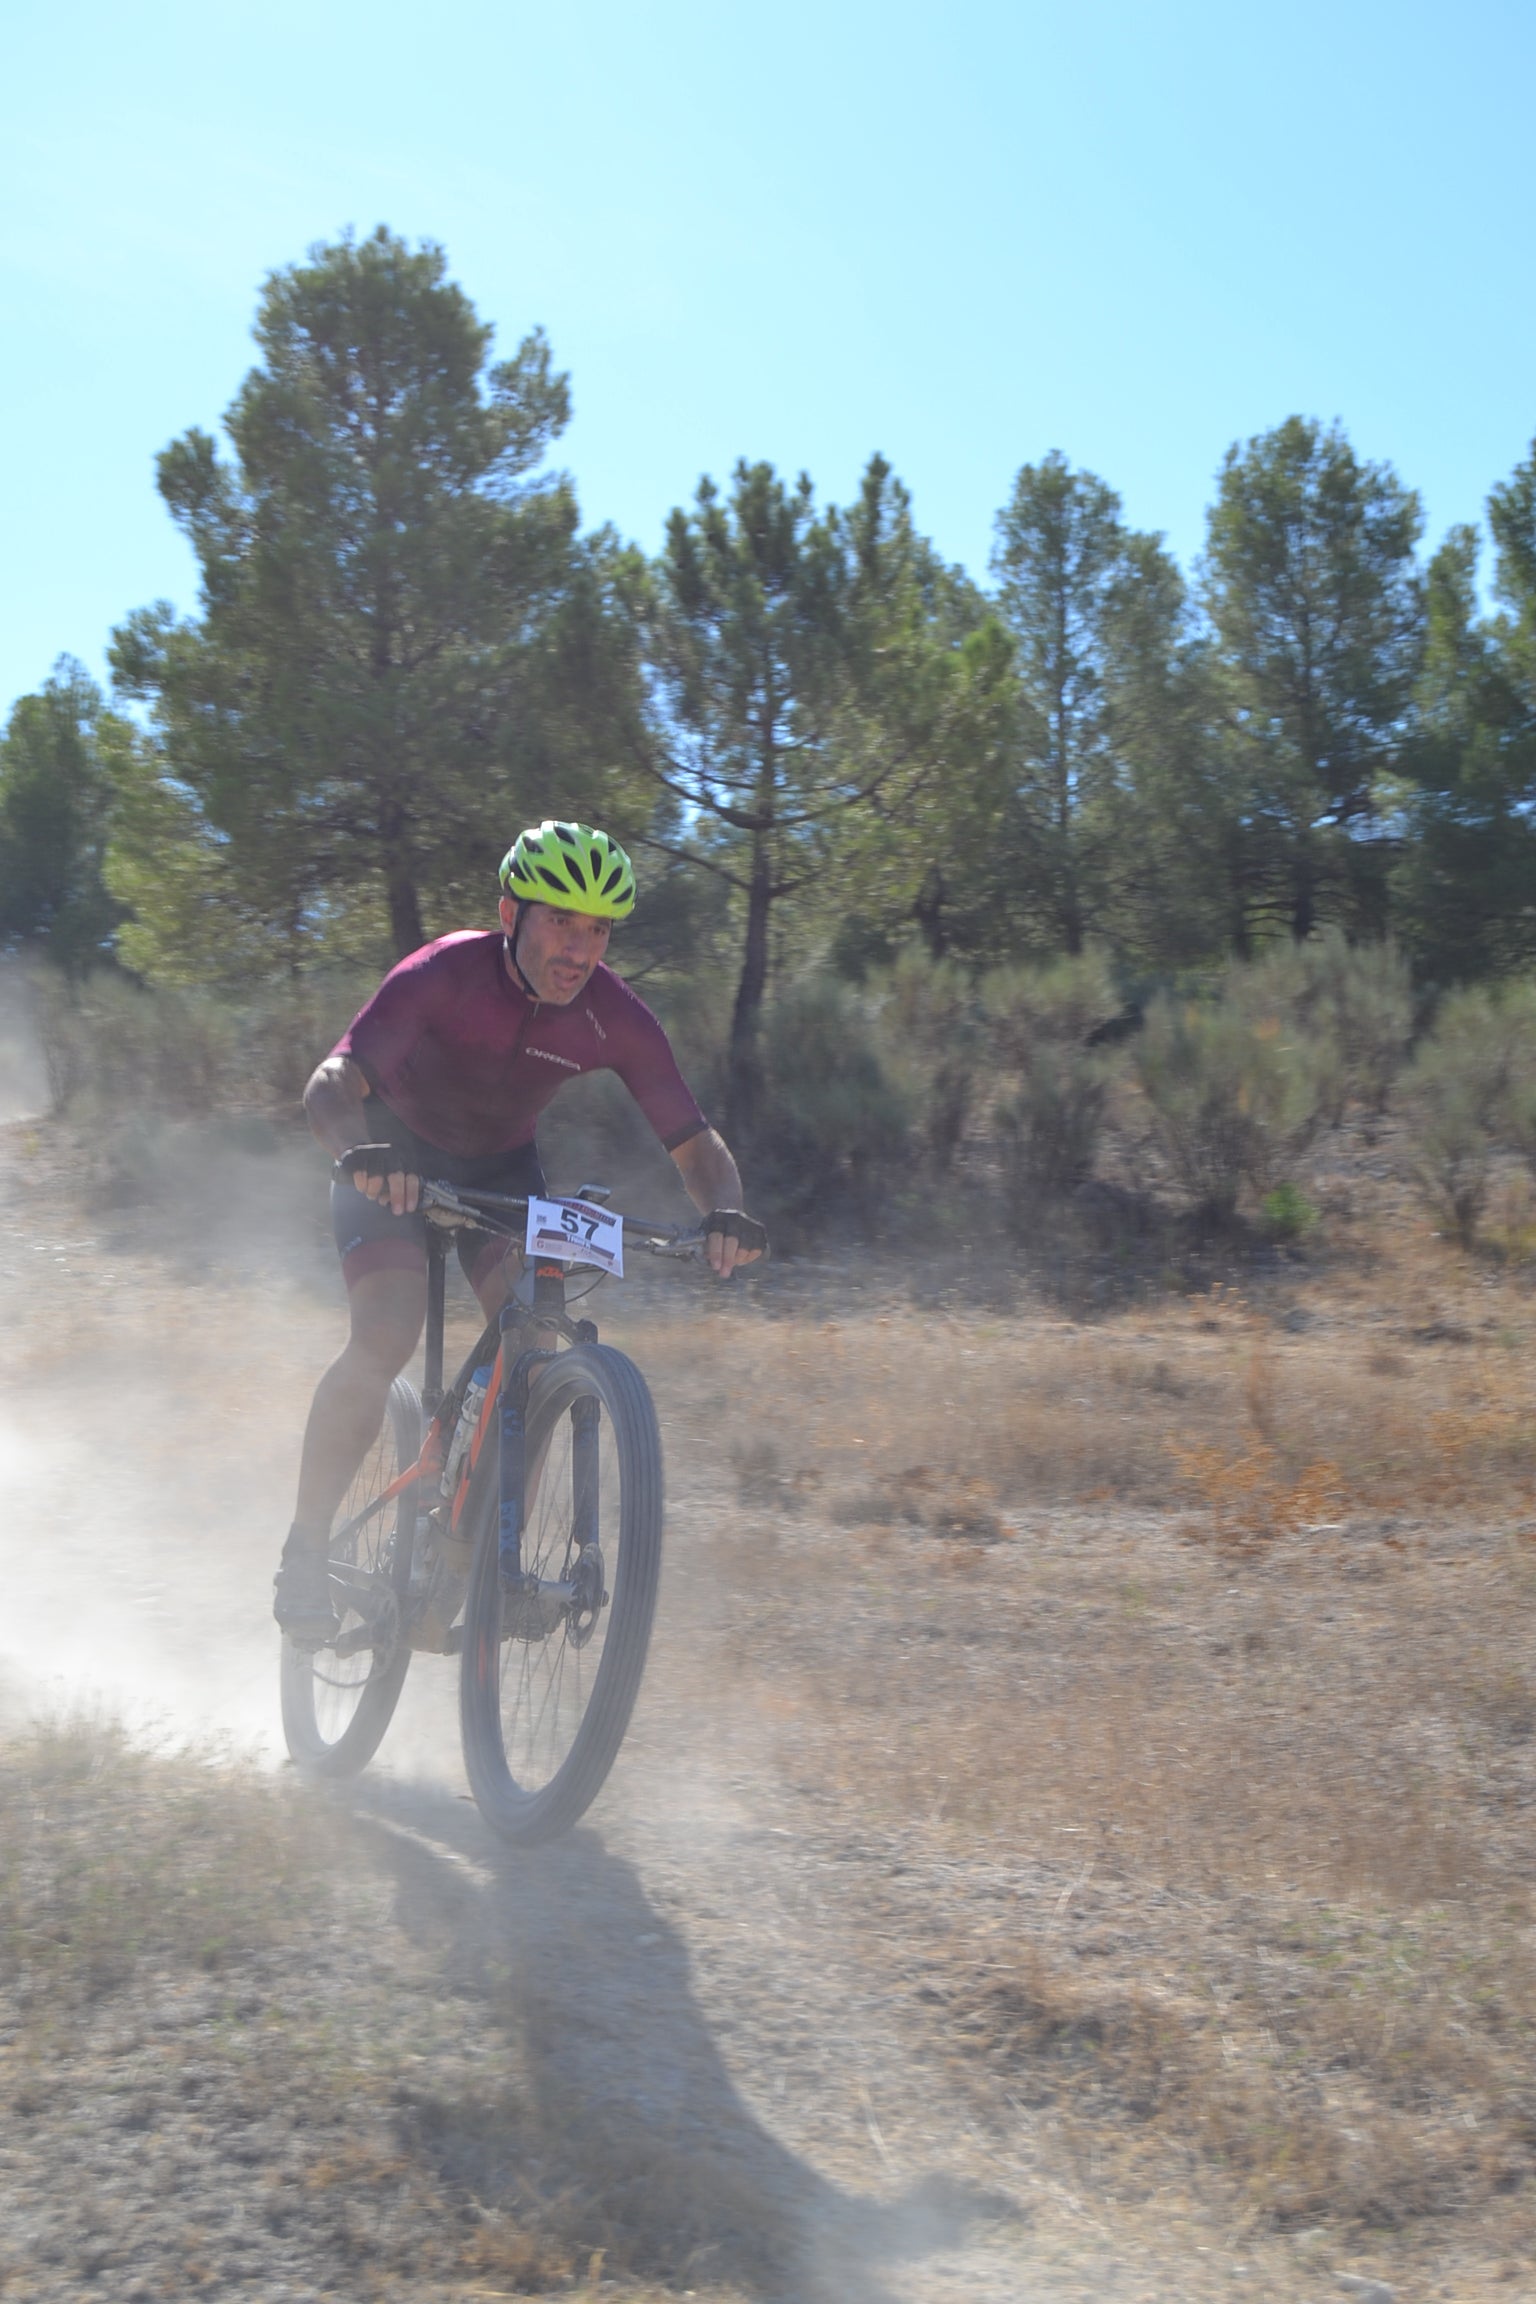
left=275, top=819, right=767, bottom=1644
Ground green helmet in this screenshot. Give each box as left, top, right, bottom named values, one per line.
left=499, top=820, right=636, bottom=919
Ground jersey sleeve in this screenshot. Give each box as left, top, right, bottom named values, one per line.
left=605, top=983, right=709, bottom=1151
left=330, top=950, right=440, bottom=1098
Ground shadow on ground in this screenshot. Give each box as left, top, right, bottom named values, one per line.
left=344, top=1777, right=1014, bottom=2302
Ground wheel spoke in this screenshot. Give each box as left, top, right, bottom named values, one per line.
left=459, top=1347, right=663, bottom=1844
left=281, top=1380, right=418, bottom=1776
left=496, top=1406, right=619, bottom=1789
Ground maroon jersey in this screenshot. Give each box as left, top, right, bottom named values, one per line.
left=331, top=931, right=708, bottom=1160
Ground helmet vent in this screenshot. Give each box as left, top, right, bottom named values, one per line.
left=499, top=820, right=636, bottom=919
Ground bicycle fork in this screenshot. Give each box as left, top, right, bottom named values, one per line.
left=496, top=1303, right=549, bottom=1590
left=495, top=1295, right=603, bottom=1636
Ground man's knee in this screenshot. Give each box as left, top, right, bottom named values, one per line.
left=343, top=1272, right=425, bottom=1378
left=465, top=1237, right=522, bottom=1319
left=343, top=1327, right=418, bottom=1386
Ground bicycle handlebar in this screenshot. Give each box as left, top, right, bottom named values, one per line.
left=417, top=1178, right=704, bottom=1260
left=332, top=1150, right=758, bottom=1266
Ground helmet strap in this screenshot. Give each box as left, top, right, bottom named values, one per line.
left=504, top=900, right=541, bottom=1001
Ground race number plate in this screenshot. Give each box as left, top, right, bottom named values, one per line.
left=524, top=1195, right=625, bottom=1277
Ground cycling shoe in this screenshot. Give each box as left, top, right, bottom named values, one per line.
left=273, top=1540, right=339, bottom=1647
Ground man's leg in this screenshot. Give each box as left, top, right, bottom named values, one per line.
left=464, top=1239, right=560, bottom=1361
left=464, top=1234, right=517, bottom=1323
left=294, top=1267, right=427, bottom=1531
left=275, top=1267, right=425, bottom=1638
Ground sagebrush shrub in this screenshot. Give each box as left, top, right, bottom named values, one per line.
left=1136, top=989, right=1328, bottom=1221
left=996, top=1045, right=1112, bottom=1221
left=979, top=949, right=1121, bottom=1071
left=1301, top=929, right=1413, bottom=1114
left=1229, top=932, right=1412, bottom=1121
left=980, top=950, right=1123, bottom=1225
left=1260, top=1181, right=1318, bottom=1241
left=35, top=967, right=373, bottom=1120
left=1483, top=979, right=1536, bottom=1185
left=864, top=948, right=984, bottom=1176
left=1401, top=986, right=1523, bottom=1247
left=755, top=976, right=912, bottom=1221
left=37, top=970, right=239, bottom=1116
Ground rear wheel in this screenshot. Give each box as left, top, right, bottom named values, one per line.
left=459, top=1344, right=662, bottom=1845
left=280, top=1377, right=420, bottom=1776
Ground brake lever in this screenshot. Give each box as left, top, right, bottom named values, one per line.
left=418, top=1181, right=482, bottom=1227
left=647, top=1230, right=707, bottom=1261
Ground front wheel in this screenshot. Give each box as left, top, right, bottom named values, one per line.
left=459, top=1344, right=663, bottom=1845
left=280, top=1376, right=420, bottom=1776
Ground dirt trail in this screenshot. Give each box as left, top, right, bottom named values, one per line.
left=0, top=1126, right=1317, bottom=2301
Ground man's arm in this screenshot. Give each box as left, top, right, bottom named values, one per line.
left=303, top=1055, right=370, bottom=1157
left=304, top=1056, right=419, bottom=1215
left=669, top=1127, right=765, bottom=1278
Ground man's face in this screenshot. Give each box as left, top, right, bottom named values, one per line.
left=500, top=895, right=612, bottom=1004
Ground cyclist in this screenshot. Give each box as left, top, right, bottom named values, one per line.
left=274, top=820, right=767, bottom=1643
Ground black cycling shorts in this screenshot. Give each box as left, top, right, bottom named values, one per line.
left=330, top=1099, right=547, bottom=1295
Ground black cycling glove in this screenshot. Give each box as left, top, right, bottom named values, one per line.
left=332, top=1143, right=405, bottom=1185
left=704, top=1209, right=769, bottom=1257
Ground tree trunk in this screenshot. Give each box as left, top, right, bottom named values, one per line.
left=384, top=849, right=425, bottom=958
left=1053, top=590, right=1083, bottom=955
left=914, top=864, right=948, bottom=958
left=1225, top=825, right=1253, bottom=960
left=1061, top=869, right=1084, bottom=956
left=1055, top=791, right=1084, bottom=954
left=1289, top=832, right=1316, bottom=943
left=725, top=829, right=772, bottom=1141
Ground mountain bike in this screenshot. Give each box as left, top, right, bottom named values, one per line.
left=280, top=1178, right=704, bottom=1845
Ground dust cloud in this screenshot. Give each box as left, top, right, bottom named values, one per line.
left=0, top=1333, right=471, bottom=1781
left=0, top=960, right=47, bottom=1122
left=0, top=1108, right=467, bottom=1785
left=0, top=1102, right=1271, bottom=2299
left=0, top=1129, right=1043, bottom=2300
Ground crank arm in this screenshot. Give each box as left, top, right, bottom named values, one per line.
left=326, top=1565, right=396, bottom=1623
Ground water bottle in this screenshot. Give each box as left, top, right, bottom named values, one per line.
left=440, top=1365, right=494, bottom=1497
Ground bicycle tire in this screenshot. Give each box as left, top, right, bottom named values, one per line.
left=459, top=1343, right=662, bottom=1845
left=280, top=1375, right=421, bottom=1777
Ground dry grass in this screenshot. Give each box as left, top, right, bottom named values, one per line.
left=606, top=1191, right=1536, bottom=2281
left=10, top=1109, right=1536, bottom=2292
left=617, top=1186, right=1536, bottom=1542
left=651, top=1497, right=1536, bottom=2271
left=0, top=1724, right=764, bottom=2302
left=1167, top=1440, right=1345, bottom=1552
left=937, top=1906, right=1536, bottom=2233
left=0, top=1718, right=328, bottom=2009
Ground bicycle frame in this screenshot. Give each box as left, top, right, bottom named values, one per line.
left=327, top=1186, right=698, bottom=1604
left=285, top=1165, right=710, bottom=1820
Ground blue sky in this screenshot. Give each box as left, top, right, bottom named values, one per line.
left=3, top=0, right=1533, bottom=719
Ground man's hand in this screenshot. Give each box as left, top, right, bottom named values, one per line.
left=703, top=1209, right=767, bottom=1279
left=669, top=1128, right=765, bottom=1276
left=334, top=1144, right=421, bottom=1216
